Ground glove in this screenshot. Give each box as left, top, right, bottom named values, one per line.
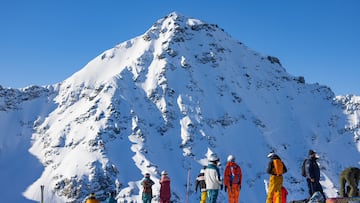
left=220, top=184, right=223, bottom=190
left=224, top=186, right=227, bottom=192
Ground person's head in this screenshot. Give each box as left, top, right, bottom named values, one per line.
left=200, top=168, right=205, bottom=174
left=208, top=154, right=220, bottom=164
left=89, top=192, right=96, bottom=199
left=308, top=149, right=316, bottom=157
left=161, top=170, right=168, bottom=176
left=108, top=191, right=115, bottom=197
left=227, top=154, right=235, bottom=162
left=267, top=152, right=276, bottom=159
left=145, top=173, right=150, bottom=178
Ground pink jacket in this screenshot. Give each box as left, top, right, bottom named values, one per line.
left=160, top=175, right=171, bottom=200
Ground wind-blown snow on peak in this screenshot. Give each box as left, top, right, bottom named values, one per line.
left=1, top=12, right=359, bottom=203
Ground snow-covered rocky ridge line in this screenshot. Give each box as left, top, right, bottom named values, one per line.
left=0, top=12, right=359, bottom=203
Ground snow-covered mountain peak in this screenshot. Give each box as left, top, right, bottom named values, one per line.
left=1, top=12, right=359, bottom=203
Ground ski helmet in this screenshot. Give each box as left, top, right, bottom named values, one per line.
left=267, top=152, right=275, bottom=158
left=161, top=170, right=168, bottom=175
left=208, top=154, right=219, bottom=162
left=227, top=155, right=235, bottom=162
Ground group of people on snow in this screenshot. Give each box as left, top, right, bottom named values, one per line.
left=194, top=154, right=243, bottom=203
left=140, top=171, right=171, bottom=203
left=266, top=149, right=360, bottom=203
left=84, top=149, right=359, bottom=203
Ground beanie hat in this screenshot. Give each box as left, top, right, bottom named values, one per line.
left=145, top=173, right=150, bottom=178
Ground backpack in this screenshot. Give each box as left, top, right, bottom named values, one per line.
left=142, top=179, right=153, bottom=194
left=301, top=159, right=308, bottom=177
left=273, top=159, right=284, bottom=175
left=229, top=164, right=242, bottom=184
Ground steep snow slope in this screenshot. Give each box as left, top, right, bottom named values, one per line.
left=0, top=12, right=359, bottom=203
left=0, top=85, right=57, bottom=202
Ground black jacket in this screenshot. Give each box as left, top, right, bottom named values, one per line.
left=305, top=157, right=320, bottom=181
left=195, top=173, right=207, bottom=192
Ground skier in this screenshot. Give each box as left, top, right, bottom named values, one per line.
left=141, top=173, right=155, bottom=203
left=304, top=150, right=326, bottom=200
left=266, top=152, right=287, bottom=203
left=195, top=167, right=207, bottom=203
left=159, top=170, right=171, bottom=203
left=339, top=167, right=360, bottom=197
left=223, top=154, right=242, bottom=203
left=204, top=154, right=223, bottom=203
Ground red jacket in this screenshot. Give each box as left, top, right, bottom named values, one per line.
left=224, top=162, right=242, bottom=187
left=160, top=175, right=171, bottom=200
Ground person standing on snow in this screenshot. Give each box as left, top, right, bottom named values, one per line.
left=159, top=170, right=171, bottom=203
left=204, top=154, right=223, bottom=203
left=305, top=150, right=326, bottom=200
left=141, top=173, right=155, bottom=203
left=223, top=154, right=242, bottom=203
left=266, top=152, right=287, bottom=203
left=195, top=167, right=207, bottom=203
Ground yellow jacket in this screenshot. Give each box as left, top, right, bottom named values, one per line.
left=85, top=197, right=100, bottom=203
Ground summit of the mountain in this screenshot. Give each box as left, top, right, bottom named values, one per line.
left=0, top=12, right=359, bottom=203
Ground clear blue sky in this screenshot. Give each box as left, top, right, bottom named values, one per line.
left=1, top=0, right=359, bottom=95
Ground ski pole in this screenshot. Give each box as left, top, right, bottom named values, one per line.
left=186, top=168, right=190, bottom=203
left=40, top=185, right=44, bottom=203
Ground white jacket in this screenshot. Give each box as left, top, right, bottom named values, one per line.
left=204, top=164, right=222, bottom=190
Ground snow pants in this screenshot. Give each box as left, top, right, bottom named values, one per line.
left=306, top=178, right=325, bottom=200
left=142, top=193, right=152, bottom=203
left=266, top=175, right=283, bottom=203
left=200, top=191, right=207, bottom=203
left=226, top=184, right=240, bottom=203
left=207, top=189, right=219, bottom=203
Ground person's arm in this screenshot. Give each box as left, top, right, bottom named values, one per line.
left=195, top=178, right=200, bottom=191
left=305, top=159, right=311, bottom=179
left=223, top=166, right=229, bottom=186
left=266, top=160, right=273, bottom=174
left=283, top=161, right=288, bottom=173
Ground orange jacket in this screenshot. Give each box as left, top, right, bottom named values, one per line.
left=224, top=162, right=242, bottom=187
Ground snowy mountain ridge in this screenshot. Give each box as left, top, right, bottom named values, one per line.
left=0, top=12, right=359, bottom=203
